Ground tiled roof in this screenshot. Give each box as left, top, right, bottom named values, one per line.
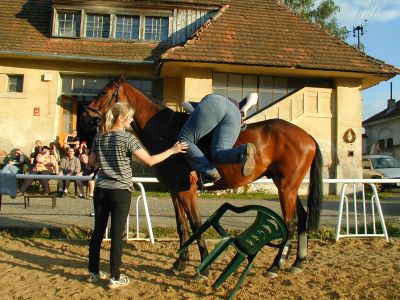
left=0, top=0, right=173, bottom=62
left=162, top=0, right=399, bottom=75
left=363, top=100, right=400, bottom=125
left=0, top=0, right=399, bottom=77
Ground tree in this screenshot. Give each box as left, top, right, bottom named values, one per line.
left=282, top=0, right=349, bottom=41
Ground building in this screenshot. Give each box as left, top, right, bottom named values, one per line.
left=363, top=99, right=400, bottom=160
left=1, top=0, right=399, bottom=187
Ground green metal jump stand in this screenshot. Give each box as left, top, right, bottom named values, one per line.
left=179, top=202, right=289, bottom=299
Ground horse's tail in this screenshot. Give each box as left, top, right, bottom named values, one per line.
left=307, top=139, right=323, bottom=232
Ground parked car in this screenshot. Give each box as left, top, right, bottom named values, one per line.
left=362, top=155, right=400, bottom=191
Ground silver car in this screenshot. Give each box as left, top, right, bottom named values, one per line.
left=362, top=155, right=400, bottom=191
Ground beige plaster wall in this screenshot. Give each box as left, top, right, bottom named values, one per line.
left=163, top=77, right=183, bottom=111
left=334, top=78, right=362, bottom=179
left=0, top=58, right=156, bottom=155
left=183, top=68, right=213, bottom=102
left=0, top=66, right=59, bottom=154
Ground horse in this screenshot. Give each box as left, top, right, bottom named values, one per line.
left=81, top=73, right=323, bottom=278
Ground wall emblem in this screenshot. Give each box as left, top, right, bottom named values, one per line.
left=343, top=128, right=356, bottom=143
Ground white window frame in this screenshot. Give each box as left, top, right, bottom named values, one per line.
left=7, top=75, right=24, bottom=93
left=52, top=7, right=171, bottom=42
left=143, top=16, right=170, bottom=41
left=115, top=15, right=140, bottom=40
left=85, top=13, right=111, bottom=39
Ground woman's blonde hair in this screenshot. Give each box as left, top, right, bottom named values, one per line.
left=101, top=102, right=134, bottom=134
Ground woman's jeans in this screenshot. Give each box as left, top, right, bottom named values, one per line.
left=88, top=187, right=131, bottom=279
left=178, top=94, right=246, bottom=175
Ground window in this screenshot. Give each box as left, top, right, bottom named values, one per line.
left=116, top=15, right=140, bottom=40
left=53, top=8, right=172, bottom=42
left=86, top=14, right=110, bottom=38
left=61, top=76, right=162, bottom=101
left=213, top=72, right=332, bottom=115
left=56, top=11, right=81, bottom=37
left=145, top=17, right=169, bottom=41
left=7, top=75, right=23, bottom=92
left=387, top=138, right=393, bottom=150
left=379, top=139, right=385, bottom=151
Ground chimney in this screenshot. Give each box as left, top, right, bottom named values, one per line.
left=387, top=99, right=396, bottom=111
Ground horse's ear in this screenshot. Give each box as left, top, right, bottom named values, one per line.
left=118, top=71, right=127, bottom=83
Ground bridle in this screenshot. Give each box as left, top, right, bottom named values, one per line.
left=84, top=80, right=121, bottom=118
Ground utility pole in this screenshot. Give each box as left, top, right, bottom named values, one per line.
left=353, top=24, right=364, bottom=51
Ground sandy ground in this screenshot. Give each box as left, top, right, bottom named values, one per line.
left=0, top=235, right=399, bottom=300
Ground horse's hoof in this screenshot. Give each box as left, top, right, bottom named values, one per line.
left=168, top=267, right=181, bottom=275
left=173, top=259, right=188, bottom=273
left=266, top=271, right=279, bottom=279
left=288, top=266, right=302, bottom=274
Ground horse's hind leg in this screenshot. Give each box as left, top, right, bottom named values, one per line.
left=170, top=192, right=190, bottom=273
left=289, top=196, right=308, bottom=273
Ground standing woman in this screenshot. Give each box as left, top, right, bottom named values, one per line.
left=87, top=102, right=187, bottom=288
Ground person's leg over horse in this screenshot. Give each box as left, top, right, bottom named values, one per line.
left=178, top=95, right=227, bottom=183
left=209, top=98, right=256, bottom=177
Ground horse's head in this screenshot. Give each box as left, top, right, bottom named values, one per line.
left=81, top=72, right=128, bottom=132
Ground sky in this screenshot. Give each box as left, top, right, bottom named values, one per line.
left=333, top=0, right=400, bottom=121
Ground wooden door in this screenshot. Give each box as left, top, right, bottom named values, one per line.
left=58, top=95, right=77, bottom=149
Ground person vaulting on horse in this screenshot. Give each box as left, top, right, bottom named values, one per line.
left=178, top=93, right=258, bottom=186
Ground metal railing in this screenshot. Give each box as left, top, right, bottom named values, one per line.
left=7, top=175, right=400, bottom=242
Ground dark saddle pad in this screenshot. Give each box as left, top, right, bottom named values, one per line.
left=137, top=108, right=212, bottom=192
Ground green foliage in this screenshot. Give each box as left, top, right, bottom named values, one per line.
left=309, top=226, right=336, bottom=240
left=282, top=0, right=349, bottom=40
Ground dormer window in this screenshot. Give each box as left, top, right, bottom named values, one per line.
left=56, top=11, right=81, bottom=37
left=52, top=5, right=218, bottom=44
left=52, top=8, right=170, bottom=42
left=115, top=15, right=140, bottom=40
left=86, top=14, right=110, bottom=38
left=145, top=17, right=169, bottom=41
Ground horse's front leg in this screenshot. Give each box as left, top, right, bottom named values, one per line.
left=170, top=192, right=190, bottom=273
left=266, top=221, right=295, bottom=278
left=177, top=187, right=210, bottom=278
left=266, top=191, right=300, bottom=278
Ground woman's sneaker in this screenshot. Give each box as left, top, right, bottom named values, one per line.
left=87, top=271, right=107, bottom=283
left=108, top=274, right=130, bottom=289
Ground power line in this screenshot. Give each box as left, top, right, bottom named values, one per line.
left=354, top=0, right=368, bottom=26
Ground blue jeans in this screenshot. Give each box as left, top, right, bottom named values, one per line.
left=178, top=94, right=246, bottom=175
left=88, top=187, right=131, bottom=279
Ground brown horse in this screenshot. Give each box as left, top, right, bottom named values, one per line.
left=81, top=73, right=323, bottom=277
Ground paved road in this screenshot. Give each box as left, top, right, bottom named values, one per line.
left=1, top=193, right=399, bottom=234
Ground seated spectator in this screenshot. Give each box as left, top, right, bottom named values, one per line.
left=63, top=130, right=80, bottom=152
left=58, top=147, right=84, bottom=198
left=79, top=153, right=95, bottom=198
left=77, top=140, right=90, bottom=156
left=30, top=140, right=42, bottom=165
left=19, top=146, right=59, bottom=195
left=1, top=148, right=30, bottom=174
left=49, top=142, right=60, bottom=161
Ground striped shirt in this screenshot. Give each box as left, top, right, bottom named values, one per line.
left=91, top=131, right=142, bottom=191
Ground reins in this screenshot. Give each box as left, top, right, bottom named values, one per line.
left=84, top=81, right=121, bottom=118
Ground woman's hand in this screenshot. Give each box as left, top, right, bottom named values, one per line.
left=172, top=141, right=188, bottom=154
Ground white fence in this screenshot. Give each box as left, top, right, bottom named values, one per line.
left=5, top=175, right=400, bottom=242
